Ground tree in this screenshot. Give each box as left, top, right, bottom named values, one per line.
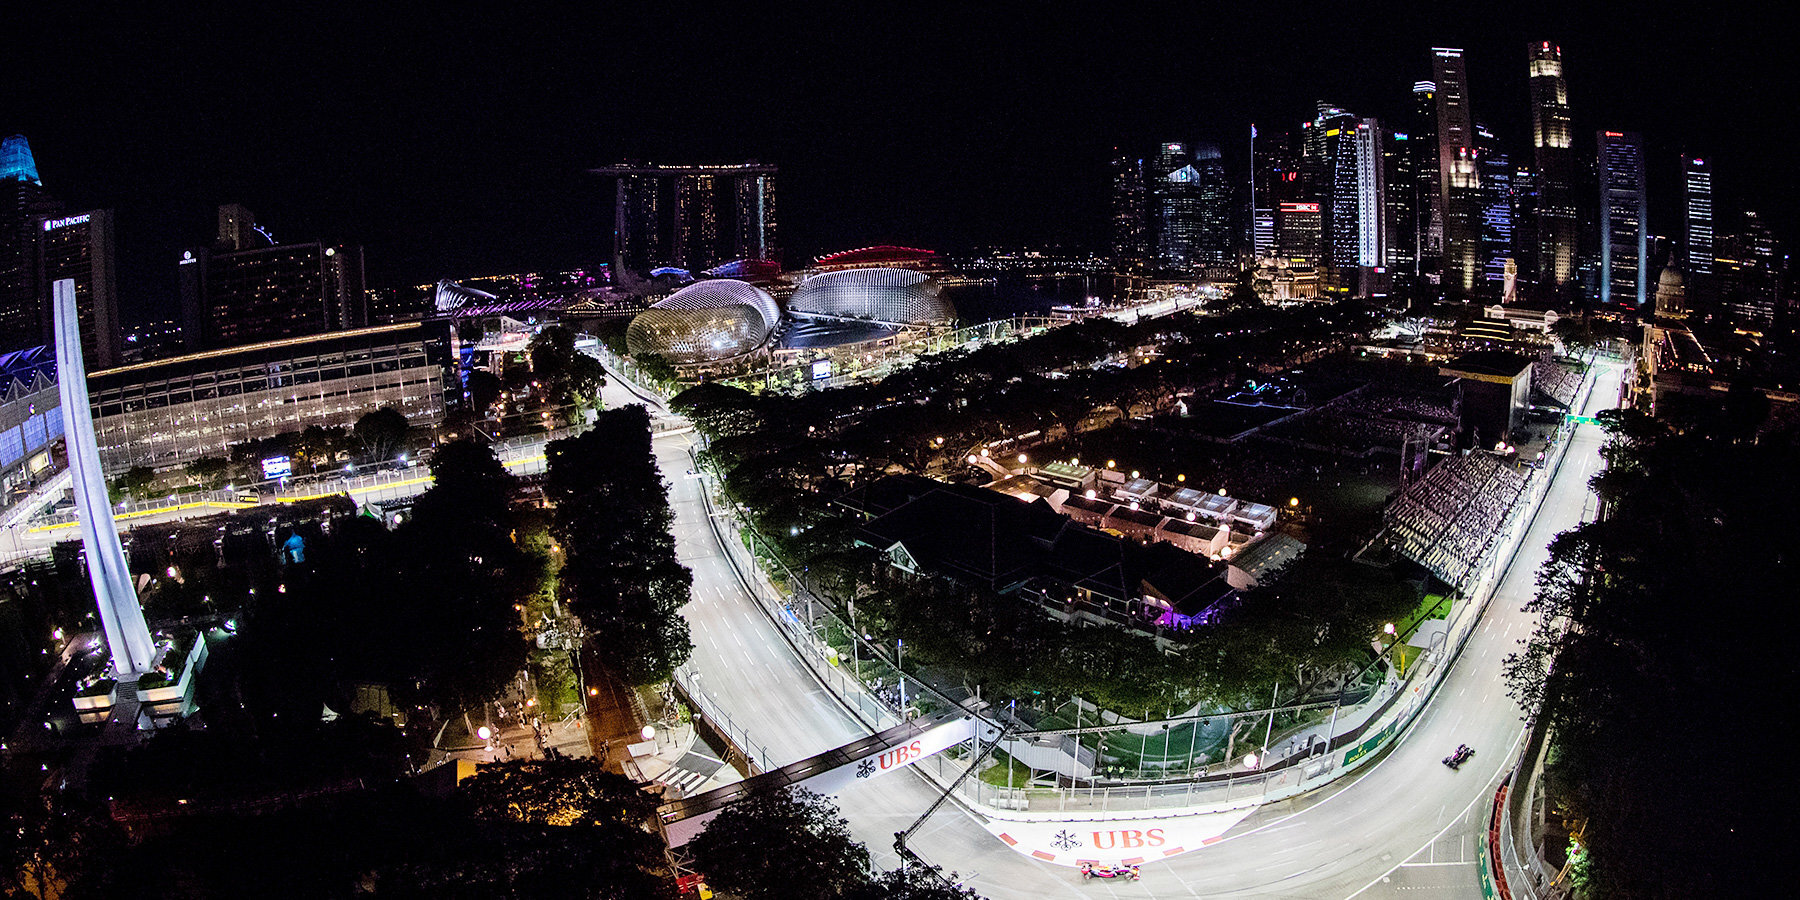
left=1504, top=422, right=1800, bottom=898
left=688, top=786, right=870, bottom=900
left=548, top=407, right=693, bottom=684
left=467, top=368, right=505, bottom=415
left=453, top=757, right=658, bottom=828
left=1, top=790, right=125, bottom=899
left=634, top=352, right=678, bottom=387
left=183, top=456, right=230, bottom=489
left=384, top=439, right=538, bottom=709
left=530, top=325, right=607, bottom=422
left=845, top=868, right=984, bottom=900
left=354, top=406, right=410, bottom=462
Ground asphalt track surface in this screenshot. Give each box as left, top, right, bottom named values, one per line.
left=653, top=362, right=1623, bottom=899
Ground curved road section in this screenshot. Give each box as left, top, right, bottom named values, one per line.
left=657, top=361, right=1623, bottom=899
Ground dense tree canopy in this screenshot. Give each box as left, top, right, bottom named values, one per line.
left=548, top=406, right=693, bottom=685
left=688, top=786, right=870, bottom=900
left=1505, top=410, right=1800, bottom=898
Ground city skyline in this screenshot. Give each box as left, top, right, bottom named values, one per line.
left=3, top=5, right=1792, bottom=325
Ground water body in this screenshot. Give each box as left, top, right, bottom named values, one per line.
left=944, top=273, right=1125, bottom=323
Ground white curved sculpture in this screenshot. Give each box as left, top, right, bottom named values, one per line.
left=54, top=278, right=155, bottom=676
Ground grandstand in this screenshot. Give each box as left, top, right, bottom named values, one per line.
left=1532, top=353, right=1584, bottom=409
left=1376, top=451, right=1530, bottom=587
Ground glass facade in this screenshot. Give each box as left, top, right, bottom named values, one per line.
left=86, top=323, right=449, bottom=472
left=625, top=279, right=779, bottom=364
left=786, top=268, right=952, bottom=325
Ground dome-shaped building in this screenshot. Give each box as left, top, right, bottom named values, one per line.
left=787, top=268, right=954, bottom=326
left=626, top=279, right=780, bottom=364
left=1654, top=261, right=1687, bottom=319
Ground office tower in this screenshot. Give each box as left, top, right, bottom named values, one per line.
left=1432, top=48, right=1482, bottom=294
left=1476, top=125, right=1515, bottom=293
left=1109, top=153, right=1150, bottom=269
left=1597, top=131, right=1648, bottom=308
left=1189, top=142, right=1234, bottom=268
left=1254, top=129, right=1302, bottom=260
left=38, top=210, right=121, bottom=369
left=1715, top=211, right=1780, bottom=330
left=1529, top=43, right=1577, bottom=291
left=1276, top=201, right=1323, bottom=265
left=1683, top=155, right=1713, bottom=277
left=1412, top=82, right=1442, bottom=281
left=1324, top=114, right=1385, bottom=270
left=1150, top=142, right=1199, bottom=269
left=1511, top=165, right=1539, bottom=284
left=592, top=162, right=779, bottom=276
left=180, top=205, right=366, bottom=348
left=1383, top=129, right=1418, bottom=277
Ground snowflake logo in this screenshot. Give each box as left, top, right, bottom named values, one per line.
left=1051, top=829, right=1082, bottom=851
left=855, top=758, right=876, bottom=779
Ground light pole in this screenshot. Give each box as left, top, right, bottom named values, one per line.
left=896, top=638, right=906, bottom=714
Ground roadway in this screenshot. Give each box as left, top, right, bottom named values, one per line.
left=656, top=361, right=1624, bottom=899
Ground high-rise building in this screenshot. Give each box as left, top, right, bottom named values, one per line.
left=1528, top=43, right=1577, bottom=291
left=179, top=205, right=366, bottom=349
left=592, top=162, right=779, bottom=276
left=1597, top=131, right=1648, bottom=308
left=1254, top=129, right=1303, bottom=260
left=1108, top=153, right=1150, bottom=269
left=0, top=136, right=123, bottom=366
left=1323, top=114, right=1385, bottom=270
left=1149, top=142, right=1202, bottom=270
left=1383, top=129, right=1418, bottom=277
left=1683, top=155, right=1713, bottom=277
left=1189, top=142, right=1235, bottom=269
left=38, top=210, right=121, bottom=369
left=1476, top=125, right=1515, bottom=293
left=734, top=171, right=777, bottom=263
left=1432, top=48, right=1482, bottom=295
left=1715, top=211, right=1781, bottom=330
left=1276, top=201, right=1323, bottom=265
left=1, top=135, right=58, bottom=351
left=1412, top=82, right=1443, bottom=281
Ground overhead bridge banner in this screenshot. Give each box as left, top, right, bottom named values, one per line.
left=802, top=715, right=978, bottom=797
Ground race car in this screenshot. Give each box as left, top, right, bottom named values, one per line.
left=1080, top=862, right=1141, bottom=881
left=1443, top=744, right=1475, bottom=769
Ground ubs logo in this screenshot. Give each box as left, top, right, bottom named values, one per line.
left=877, top=740, right=924, bottom=771
left=1089, top=828, right=1166, bottom=849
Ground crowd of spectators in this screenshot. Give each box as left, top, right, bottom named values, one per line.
left=1381, top=452, right=1530, bottom=587
left=1534, top=353, right=1585, bottom=408
left=1259, top=380, right=1455, bottom=457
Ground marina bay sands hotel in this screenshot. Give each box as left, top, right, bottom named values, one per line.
left=590, top=162, right=778, bottom=275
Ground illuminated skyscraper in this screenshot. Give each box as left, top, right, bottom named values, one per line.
left=1597, top=130, right=1648, bottom=307
left=1432, top=48, right=1482, bottom=295
left=1189, top=142, right=1234, bottom=268
left=591, top=162, right=779, bottom=275
left=1324, top=114, right=1385, bottom=270
left=1254, top=129, right=1303, bottom=260
left=1383, top=128, right=1418, bottom=277
left=1151, top=142, right=1201, bottom=269
left=1683, top=155, right=1713, bottom=277
left=1108, top=153, right=1149, bottom=269
left=38, top=210, right=122, bottom=368
left=1, top=135, right=57, bottom=351
left=1476, top=125, right=1515, bottom=293
left=1529, top=43, right=1577, bottom=290
left=1412, top=82, right=1442, bottom=279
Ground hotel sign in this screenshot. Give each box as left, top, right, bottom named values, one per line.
left=43, top=214, right=91, bottom=231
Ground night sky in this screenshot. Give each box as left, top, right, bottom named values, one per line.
left=4, top=3, right=1790, bottom=325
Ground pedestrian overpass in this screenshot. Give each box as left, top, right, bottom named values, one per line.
left=658, top=709, right=981, bottom=848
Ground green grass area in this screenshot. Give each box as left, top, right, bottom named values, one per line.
left=978, top=751, right=1034, bottom=787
